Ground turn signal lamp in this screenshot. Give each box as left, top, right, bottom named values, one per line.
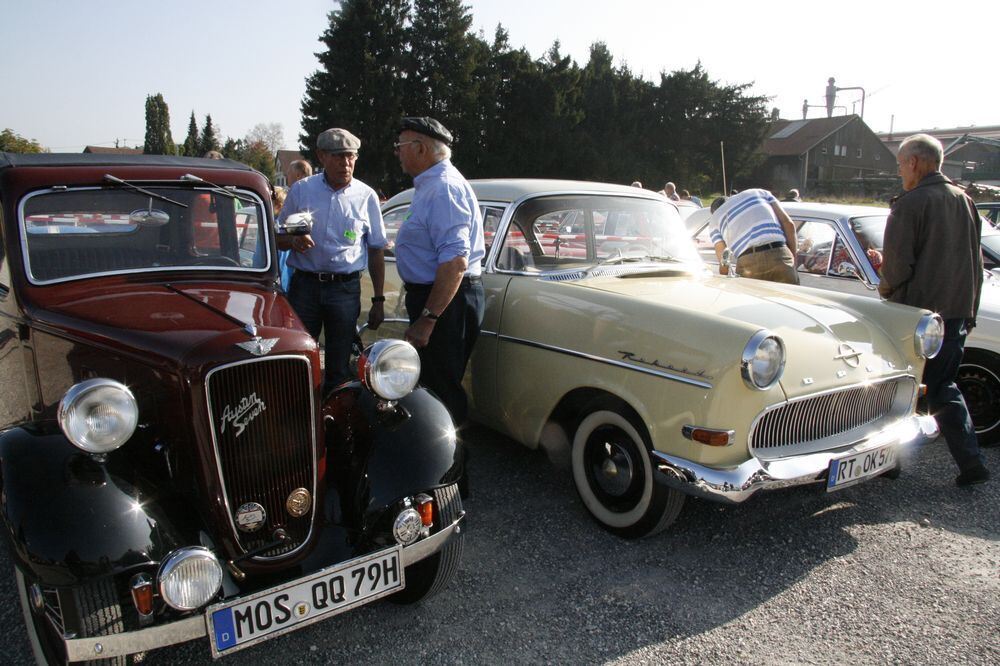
left=414, top=494, right=434, bottom=527
left=130, top=574, right=154, bottom=617
left=682, top=425, right=735, bottom=447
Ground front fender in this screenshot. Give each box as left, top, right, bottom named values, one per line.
left=0, top=427, right=185, bottom=587
left=323, top=387, right=462, bottom=526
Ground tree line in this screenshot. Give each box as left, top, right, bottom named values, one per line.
left=301, top=0, right=773, bottom=197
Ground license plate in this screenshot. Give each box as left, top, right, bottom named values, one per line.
left=827, top=444, right=897, bottom=491
left=207, top=546, right=403, bottom=657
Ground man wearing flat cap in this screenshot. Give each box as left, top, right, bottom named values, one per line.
left=394, top=116, right=485, bottom=427
left=278, top=127, right=387, bottom=388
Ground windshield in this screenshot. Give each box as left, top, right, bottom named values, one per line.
left=21, top=186, right=269, bottom=283
left=495, top=194, right=702, bottom=272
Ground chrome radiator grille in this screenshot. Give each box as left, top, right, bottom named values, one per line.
left=207, top=356, right=315, bottom=558
left=750, top=377, right=911, bottom=456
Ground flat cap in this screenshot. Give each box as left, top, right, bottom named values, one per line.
left=400, top=117, right=452, bottom=145
left=316, top=128, right=361, bottom=153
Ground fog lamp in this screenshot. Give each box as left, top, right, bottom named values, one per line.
left=157, top=547, right=223, bottom=611
left=393, top=508, right=423, bottom=546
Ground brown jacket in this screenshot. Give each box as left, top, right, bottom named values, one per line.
left=879, top=172, right=983, bottom=321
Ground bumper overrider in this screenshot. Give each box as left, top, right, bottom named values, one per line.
left=652, top=415, right=939, bottom=504
left=63, top=512, right=465, bottom=662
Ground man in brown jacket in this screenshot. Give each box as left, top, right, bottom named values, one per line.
left=880, top=133, right=988, bottom=486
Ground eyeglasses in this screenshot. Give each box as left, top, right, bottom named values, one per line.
left=393, top=140, right=422, bottom=152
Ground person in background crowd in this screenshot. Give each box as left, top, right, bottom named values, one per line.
left=879, top=133, right=989, bottom=486
left=630, top=181, right=643, bottom=188
left=203, top=150, right=223, bottom=159
left=278, top=160, right=315, bottom=291
left=708, top=189, right=799, bottom=284
left=663, top=181, right=680, bottom=201
left=277, top=128, right=386, bottom=388
left=679, top=189, right=702, bottom=206
left=393, top=116, right=485, bottom=428
left=782, top=188, right=802, bottom=202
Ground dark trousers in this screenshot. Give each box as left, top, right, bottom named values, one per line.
left=924, top=318, right=984, bottom=472
left=288, top=272, right=360, bottom=387
left=405, top=278, right=485, bottom=427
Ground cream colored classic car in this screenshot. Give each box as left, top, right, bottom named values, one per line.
left=369, top=180, right=942, bottom=538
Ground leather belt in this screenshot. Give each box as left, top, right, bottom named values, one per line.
left=300, top=270, right=360, bottom=282
left=740, top=240, right=785, bottom=257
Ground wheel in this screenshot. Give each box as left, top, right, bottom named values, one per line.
left=17, top=568, right=129, bottom=665
left=391, top=483, right=464, bottom=604
left=190, top=255, right=240, bottom=267
left=957, top=349, right=1000, bottom=447
left=571, top=406, right=685, bottom=539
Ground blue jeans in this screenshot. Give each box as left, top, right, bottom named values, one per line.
left=287, top=272, right=360, bottom=387
left=924, top=318, right=984, bottom=472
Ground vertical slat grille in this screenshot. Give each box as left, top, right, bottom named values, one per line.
left=207, top=357, right=314, bottom=558
left=750, top=378, right=904, bottom=454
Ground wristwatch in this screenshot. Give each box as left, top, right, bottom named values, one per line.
left=420, top=307, right=440, bottom=321
left=371, top=295, right=385, bottom=303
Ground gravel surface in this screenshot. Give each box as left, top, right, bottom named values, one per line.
left=1, top=427, right=996, bottom=665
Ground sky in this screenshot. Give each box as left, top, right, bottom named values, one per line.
left=3, top=0, right=998, bottom=154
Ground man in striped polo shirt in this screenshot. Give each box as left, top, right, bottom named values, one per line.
left=708, top=189, right=799, bottom=284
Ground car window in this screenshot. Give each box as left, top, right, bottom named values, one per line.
left=982, top=229, right=1000, bottom=271
left=21, top=187, right=268, bottom=283
left=0, top=210, right=8, bottom=296
left=382, top=203, right=506, bottom=265
left=795, top=221, right=837, bottom=275
left=497, top=194, right=698, bottom=272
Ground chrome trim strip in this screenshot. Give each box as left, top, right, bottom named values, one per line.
left=61, top=515, right=465, bottom=661
left=497, top=334, right=713, bottom=389
left=652, top=414, right=938, bottom=504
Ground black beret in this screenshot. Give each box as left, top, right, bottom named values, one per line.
left=400, top=116, right=453, bottom=145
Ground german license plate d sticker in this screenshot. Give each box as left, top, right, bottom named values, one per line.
left=827, top=444, right=897, bottom=491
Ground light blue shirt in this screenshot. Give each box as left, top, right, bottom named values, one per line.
left=395, top=160, right=485, bottom=285
left=278, top=174, right=386, bottom=274
left=708, top=188, right=786, bottom=257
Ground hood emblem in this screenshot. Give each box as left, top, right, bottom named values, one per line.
left=834, top=343, right=862, bottom=368
left=235, top=502, right=266, bottom=532
left=236, top=336, right=278, bottom=357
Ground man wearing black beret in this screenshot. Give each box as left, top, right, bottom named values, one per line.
left=393, top=117, right=485, bottom=428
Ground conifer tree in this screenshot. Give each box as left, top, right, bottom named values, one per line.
left=143, top=93, right=175, bottom=155
left=199, top=115, right=220, bottom=155
left=182, top=112, right=200, bottom=156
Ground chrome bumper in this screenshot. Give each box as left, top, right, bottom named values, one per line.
left=652, top=415, right=938, bottom=504
left=64, top=512, right=465, bottom=662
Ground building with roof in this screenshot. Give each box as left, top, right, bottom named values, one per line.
left=273, top=150, right=309, bottom=188
left=877, top=125, right=1000, bottom=186
left=753, top=115, right=896, bottom=196
left=82, top=145, right=143, bottom=155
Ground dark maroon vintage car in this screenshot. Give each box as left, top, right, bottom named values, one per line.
left=0, top=153, right=465, bottom=663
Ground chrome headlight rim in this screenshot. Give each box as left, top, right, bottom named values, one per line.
left=57, top=378, right=139, bottom=454
left=157, top=546, right=224, bottom=611
left=362, top=339, right=421, bottom=401
left=914, top=313, right=945, bottom=359
left=741, top=330, right=786, bottom=391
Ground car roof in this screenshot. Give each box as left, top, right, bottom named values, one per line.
left=780, top=201, right=890, bottom=218
left=0, top=152, right=253, bottom=172
left=383, top=178, right=668, bottom=209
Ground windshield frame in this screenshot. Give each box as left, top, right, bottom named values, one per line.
left=18, top=185, right=272, bottom=286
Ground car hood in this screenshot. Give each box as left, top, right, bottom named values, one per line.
left=25, top=281, right=313, bottom=368
left=574, top=272, right=925, bottom=398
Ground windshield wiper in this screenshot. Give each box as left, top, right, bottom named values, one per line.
left=180, top=174, right=257, bottom=205
left=103, top=175, right=188, bottom=208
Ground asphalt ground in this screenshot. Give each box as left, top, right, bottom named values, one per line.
left=0, top=427, right=996, bottom=665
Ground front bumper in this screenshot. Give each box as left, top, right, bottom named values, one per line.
left=652, top=415, right=938, bottom=504
left=64, top=512, right=465, bottom=662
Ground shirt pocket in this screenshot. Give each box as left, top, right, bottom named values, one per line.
left=342, top=218, right=366, bottom=244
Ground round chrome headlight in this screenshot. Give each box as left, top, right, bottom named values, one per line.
left=914, top=313, right=944, bottom=359
left=158, top=547, right=224, bottom=611
left=58, top=379, right=139, bottom=454
left=361, top=339, right=421, bottom=401
left=741, top=331, right=785, bottom=390
left=393, top=508, right=423, bottom=546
